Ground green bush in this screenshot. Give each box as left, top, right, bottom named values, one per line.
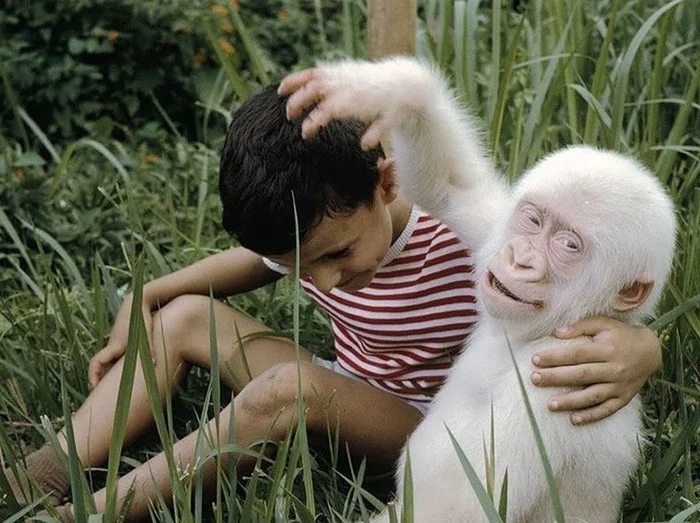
left=0, top=0, right=212, bottom=140
left=0, top=0, right=352, bottom=143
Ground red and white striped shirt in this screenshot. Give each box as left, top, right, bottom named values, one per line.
left=267, top=207, right=478, bottom=404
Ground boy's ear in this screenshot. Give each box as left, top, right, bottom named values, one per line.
left=377, top=158, right=399, bottom=203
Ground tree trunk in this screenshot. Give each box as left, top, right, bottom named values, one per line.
left=367, top=0, right=417, bottom=59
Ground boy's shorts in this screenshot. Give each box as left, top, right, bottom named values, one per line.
left=311, top=355, right=431, bottom=416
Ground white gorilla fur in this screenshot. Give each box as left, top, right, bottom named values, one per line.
left=299, top=57, right=677, bottom=522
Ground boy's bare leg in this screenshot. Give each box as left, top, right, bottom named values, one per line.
left=58, top=295, right=313, bottom=467
left=8, top=295, right=320, bottom=504
left=89, top=361, right=424, bottom=521
left=16, top=294, right=423, bottom=520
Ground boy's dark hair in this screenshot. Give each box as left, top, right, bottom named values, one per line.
left=219, top=84, right=384, bottom=255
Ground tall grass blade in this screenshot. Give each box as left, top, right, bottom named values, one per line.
left=193, top=376, right=217, bottom=523
left=95, top=253, right=122, bottom=316
left=59, top=375, right=92, bottom=521
left=194, top=152, right=211, bottom=249
left=17, top=108, right=60, bottom=163
left=551, top=0, right=580, bottom=142
left=17, top=218, right=88, bottom=299
left=288, top=491, right=318, bottom=523
left=401, top=449, right=413, bottom=523
left=291, top=191, right=315, bottom=515
left=654, top=379, right=700, bottom=399
left=148, top=92, right=184, bottom=141
left=643, top=7, right=673, bottom=164
left=571, top=84, right=612, bottom=131
left=436, top=0, right=453, bottom=71
left=487, top=0, right=501, bottom=129
left=202, top=18, right=251, bottom=100
left=137, top=306, right=193, bottom=522
left=0, top=64, right=29, bottom=148
left=313, top=0, right=328, bottom=52
left=626, top=397, right=700, bottom=513
left=583, top=0, right=620, bottom=145
left=207, top=291, right=224, bottom=523
left=0, top=206, right=38, bottom=280
left=497, top=469, right=508, bottom=521
left=265, top=428, right=294, bottom=521
left=655, top=66, right=700, bottom=183
left=504, top=332, right=565, bottom=522
left=228, top=7, right=271, bottom=85
left=0, top=422, right=22, bottom=512
left=103, top=257, right=146, bottom=521
left=341, top=0, right=362, bottom=58
left=490, top=17, right=524, bottom=154
left=519, top=18, right=572, bottom=172
left=669, top=503, right=700, bottom=523
left=91, top=259, right=108, bottom=346
left=647, top=295, right=700, bottom=331
left=445, top=425, right=503, bottom=522
left=3, top=256, right=44, bottom=302
left=52, top=138, right=130, bottom=194
left=608, top=0, right=685, bottom=148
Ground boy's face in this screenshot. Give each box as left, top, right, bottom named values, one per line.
left=267, top=160, right=401, bottom=293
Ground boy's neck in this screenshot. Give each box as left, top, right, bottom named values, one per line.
left=389, top=195, right=414, bottom=243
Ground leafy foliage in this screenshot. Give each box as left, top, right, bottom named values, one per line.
left=0, top=0, right=352, bottom=143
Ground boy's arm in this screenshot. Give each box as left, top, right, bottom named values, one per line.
left=279, top=56, right=509, bottom=250
left=530, top=316, right=661, bottom=425
left=88, top=248, right=282, bottom=386
left=141, top=247, right=281, bottom=306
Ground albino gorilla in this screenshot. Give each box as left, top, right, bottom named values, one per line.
left=279, top=57, right=677, bottom=523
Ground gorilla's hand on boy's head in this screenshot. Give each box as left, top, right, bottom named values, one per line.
left=280, top=65, right=398, bottom=151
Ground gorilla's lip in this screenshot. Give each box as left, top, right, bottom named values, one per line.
left=487, top=271, right=544, bottom=309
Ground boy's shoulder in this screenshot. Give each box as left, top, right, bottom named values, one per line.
left=388, top=206, right=472, bottom=261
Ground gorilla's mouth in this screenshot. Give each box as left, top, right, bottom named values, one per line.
left=491, top=274, right=525, bottom=301
left=489, top=273, right=544, bottom=309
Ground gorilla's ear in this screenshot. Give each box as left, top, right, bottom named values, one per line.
left=613, top=272, right=654, bottom=312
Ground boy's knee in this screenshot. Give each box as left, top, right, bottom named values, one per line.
left=238, top=362, right=310, bottom=422
left=151, top=294, right=211, bottom=357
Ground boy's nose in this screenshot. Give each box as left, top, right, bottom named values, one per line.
left=310, top=267, right=342, bottom=294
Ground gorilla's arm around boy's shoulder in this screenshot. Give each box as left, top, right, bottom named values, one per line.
left=279, top=57, right=508, bottom=249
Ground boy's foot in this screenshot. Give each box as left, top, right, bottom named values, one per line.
left=4, top=444, right=70, bottom=506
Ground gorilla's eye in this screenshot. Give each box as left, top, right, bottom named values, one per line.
left=521, top=205, right=542, bottom=230
left=554, top=231, right=582, bottom=253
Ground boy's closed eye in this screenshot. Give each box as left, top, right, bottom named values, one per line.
left=325, top=247, right=351, bottom=260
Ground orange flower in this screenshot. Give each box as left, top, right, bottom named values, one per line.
left=107, top=30, right=120, bottom=43
left=193, top=52, right=208, bottom=65
left=277, top=10, right=289, bottom=21
left=211, top=4, right=228, bottom=16
left=144, top=154, right=160, bottom=164
left=231, top=0, right=240, bottom=10
left=220, top=19, right=233, bottom=33
left=218, top=38, right=236, bottom=55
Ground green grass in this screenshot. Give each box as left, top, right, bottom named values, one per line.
left=1, top=0, right=699, bottom=522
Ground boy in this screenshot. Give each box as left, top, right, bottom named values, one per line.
left=5, top=84, right=661, bottom=522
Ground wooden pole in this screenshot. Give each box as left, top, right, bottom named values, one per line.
left=367, top=0, right=417, bottom=59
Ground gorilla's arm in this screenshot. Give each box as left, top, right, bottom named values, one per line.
left=279, top=56, right=509, bottom=250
